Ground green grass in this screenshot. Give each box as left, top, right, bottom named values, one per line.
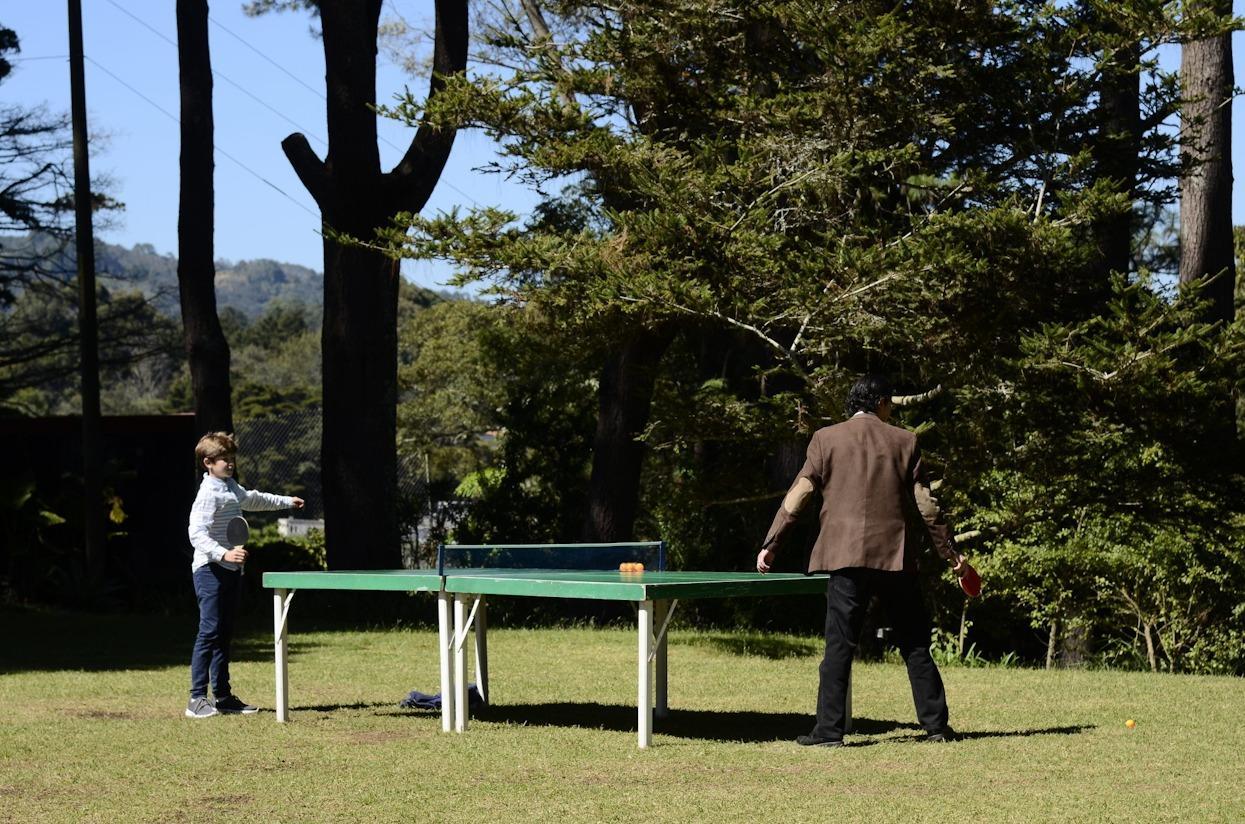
left=2, top=606, right=1243, bottom=823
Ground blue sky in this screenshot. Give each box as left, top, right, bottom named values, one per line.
left=3, top=0, right=538, bottom=290
left=4, top=2, right=1245, bottom=290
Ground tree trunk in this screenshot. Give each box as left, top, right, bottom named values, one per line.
left=282, top=0, right=467, bottom=569
left=581, top=326, right=675, bottom=542
left=1179, top=5, right=1235, bottom=324
left=1045, top=616, right=1057, bottom=670
left=957, top=600, right=970, bottom=658
left=176, top=0, right=233, bottom=435
left=1143, top=622, right=1157, bottom=672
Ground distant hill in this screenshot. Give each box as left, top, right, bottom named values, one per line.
left=1, top=233, right=323, bottom=320
left=95, top=241, right=323, bottom=320
left=3, top=234, right=462, bottom=320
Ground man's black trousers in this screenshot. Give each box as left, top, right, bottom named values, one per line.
left=811, top=567, right=949, bottom=740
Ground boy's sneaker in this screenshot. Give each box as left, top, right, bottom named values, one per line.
left=214, top=695, right=259, bottom=715
left=185, top=696, right=218, bottom=719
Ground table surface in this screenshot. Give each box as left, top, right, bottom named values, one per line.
left=262, top=568, right=829, bottom=601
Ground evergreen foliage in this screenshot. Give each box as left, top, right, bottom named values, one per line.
left=370, top=0, right=1245, bottom=669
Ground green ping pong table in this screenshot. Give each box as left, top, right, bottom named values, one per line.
left=263, top=566, right=834, bottom=748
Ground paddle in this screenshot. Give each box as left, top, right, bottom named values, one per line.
left=958, top=561, right=982, bottom=598
left=226, top=516, right=250, bottom=572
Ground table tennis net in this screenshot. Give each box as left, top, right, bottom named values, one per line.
left=437, top=542, right=666, bottom=575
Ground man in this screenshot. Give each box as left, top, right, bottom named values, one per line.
left=757, top=374, right=974, bottom=747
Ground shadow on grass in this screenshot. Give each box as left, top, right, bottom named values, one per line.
left=840, top=723, right=1096, bottom=747
left=432, top=703, right=1096, bottom=745
left=675, top=633, right=820, bottom=660
left=464, top=702, right=812, bottom=742
left=0, top=607, right=322, bottom=674
left=296, top=701, right=397, bottom=713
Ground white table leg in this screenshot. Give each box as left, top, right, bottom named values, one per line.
left=637, top=599, right=653, bottom=749
left=273, top=588, right=290, bottom=722
left=474, top=596, right=489, bottom=705
left=437, top=590, right=454, bottom=733
left=454, top=594, right=469, bottom=732
left=654, top=600, right=669, bottom=719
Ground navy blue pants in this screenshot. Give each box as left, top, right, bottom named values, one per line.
left=189, top=563, right=242, bottom=699
left=811, top=568, right=949, bottom=740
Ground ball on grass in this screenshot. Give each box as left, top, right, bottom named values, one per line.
left=1125, top=719, right=1136, bottom=729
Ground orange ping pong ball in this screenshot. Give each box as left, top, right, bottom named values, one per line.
left=1125, top=719, right=1136, bottom=729
left=634, top=562, right=644, bottom=572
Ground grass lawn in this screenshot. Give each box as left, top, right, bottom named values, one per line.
left=2, top=604, right=1243, bottom=823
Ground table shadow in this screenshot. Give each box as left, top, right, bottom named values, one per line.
left=445, top=703, right=1096, bottom=745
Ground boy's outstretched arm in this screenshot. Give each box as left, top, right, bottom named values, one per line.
left=238, top=486, right=303, bottom=512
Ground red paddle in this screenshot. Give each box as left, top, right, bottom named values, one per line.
left=958, top=561, right=982, bottom=598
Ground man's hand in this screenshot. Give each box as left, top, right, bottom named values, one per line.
left=756, top=548, right=775, bottom=574
left=223, top=548, right=248, bottom=564
left=291, top=497, right=305, bottom=509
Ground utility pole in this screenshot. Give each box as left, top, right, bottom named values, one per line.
left=68, top=0, right=106, bottom=580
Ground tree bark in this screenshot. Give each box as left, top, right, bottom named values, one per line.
left=282, top=0, right=467, bottom=569
left=1143, top=621, right=1157, bottom=672
left=581, top=326, right=675, bottom=542
left=1045, top=616, right=1057, bottom=670
left=1179, top=5, right=1235, bottom=324
left=176, top=0, right=233, bottom=436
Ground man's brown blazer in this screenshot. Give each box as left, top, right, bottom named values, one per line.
left=763, top=413, right=957, bottom=573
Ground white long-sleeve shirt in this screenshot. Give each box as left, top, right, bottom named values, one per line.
left=188, top=473, right=296, bottom=572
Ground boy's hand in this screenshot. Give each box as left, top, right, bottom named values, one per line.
left=223, top=548, right=248, bottom=564
left=292, top=497, right=305, bottom=509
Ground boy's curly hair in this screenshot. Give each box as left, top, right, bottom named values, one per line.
left=195, top=431, right=238, bottom=468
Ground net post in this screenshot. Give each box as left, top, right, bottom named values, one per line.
left=658, top=541, right=666, bottom=572
left=436, top=543, right=446, bottom=576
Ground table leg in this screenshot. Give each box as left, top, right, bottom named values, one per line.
left=474, top=596, right=489, bottom=705
left=637, top=599, right=653, bottom=749
left=273, top=588, right=290, bottom=722
left=454, top=594, right=469, bottom=732
left=654, top=599, right=669, bottom=719
left=437, top=590, right=454, bottom=733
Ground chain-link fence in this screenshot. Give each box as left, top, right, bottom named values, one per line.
left=234, top=409, right=436, bottom=566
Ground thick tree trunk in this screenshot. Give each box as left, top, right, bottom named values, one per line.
left=282, top=0, right=467, bottom=569
left=581, top=327, right=674, bottom=542
left=176, top=0, right=233, bottom=436
left=320, top=235, right=400, bottom=569
left=1179, top=9, right=1235, bottom=324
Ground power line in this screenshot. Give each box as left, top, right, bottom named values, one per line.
left=207, top=13, right=326, bottom=101
left=83, top=54, right=321, bottom=220
left=101, top=0, right=483, bottom=207
left=102, top=0, right=328, bottom=148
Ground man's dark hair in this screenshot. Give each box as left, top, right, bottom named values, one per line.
left=845, top=374, right=893, bottom=416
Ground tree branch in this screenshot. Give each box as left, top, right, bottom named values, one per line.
left=280, top=133, right=329, bottom=209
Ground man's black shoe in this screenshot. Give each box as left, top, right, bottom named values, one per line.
left=925, top=726, right=957, bottom=743
left=796, top=734, right=845, bottom=748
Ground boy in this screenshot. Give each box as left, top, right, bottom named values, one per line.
left=185, top=431, right=304, bottom=719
